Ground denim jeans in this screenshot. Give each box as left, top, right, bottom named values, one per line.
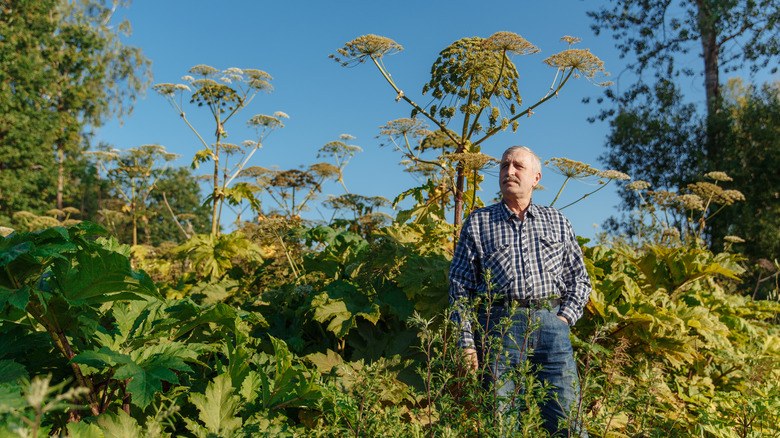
left=478, top=304, right=587, bottom=437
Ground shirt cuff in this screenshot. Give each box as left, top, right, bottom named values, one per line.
left=558, top=306, right=578, bottom=326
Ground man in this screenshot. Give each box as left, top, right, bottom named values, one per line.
left=449, top=145, right=591, bottom=436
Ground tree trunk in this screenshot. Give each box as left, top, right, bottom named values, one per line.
left=697, top=0, right=721, bottom=158
left=57, top=141, right=64, bottom=212
left=131, top=206, right=137, bottom=246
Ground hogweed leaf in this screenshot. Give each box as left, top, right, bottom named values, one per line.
left=190, top=373, right=242, bottom=435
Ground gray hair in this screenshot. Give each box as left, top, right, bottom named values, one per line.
left=502, top=145, right=542, bottom=175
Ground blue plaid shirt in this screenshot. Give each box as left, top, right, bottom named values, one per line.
left=449, top=201, right=592, bottom=348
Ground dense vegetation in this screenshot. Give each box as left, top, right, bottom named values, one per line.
left=1, top=1, right=779, bottom=436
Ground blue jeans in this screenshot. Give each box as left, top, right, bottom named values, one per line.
left=478, top=304, right=587, bottom=437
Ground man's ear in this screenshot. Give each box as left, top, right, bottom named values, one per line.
left=532, top=171, right=541, bottom=187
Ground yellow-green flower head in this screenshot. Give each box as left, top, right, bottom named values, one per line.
left=662, top=227, right=681, bottom=240
left=442, top=152, right=499, bottom=172
left=688, top=182, right=745, bottom=205
left=560, top=36, right=582, bottom=45
left=378, top=118, right=432, bottom=140
left=647, top=190, right=678, bottom=208
left=545, top=157, right=599, bottom=179
left=704, top=171, right=733, bottom=182
left=598, top=170, right=631, bottom=180
left=676, top=193, right=705, bottom=211
left=331, top=35, right=403, bottom=66
left=482, top=31, right=540, bottom=55
left=152, top=83, right=191, bottom=95
left=724, top=235, right=745, bottom=243
left=543, top=48, right=609, bottom=82
left=627, top=180, right=651, bottom=191
left=189, top=64, right=218, bottom=76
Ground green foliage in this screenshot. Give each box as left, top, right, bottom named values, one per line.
left=0, top=375, right=89, bottom=438
left=1, top=212, right=778, bottom=436
left=708, top=79, right=780, bottom=266
left=173, top=231, right=263, bottom=280
left=0, top=0, right=151, bottom=224
left=578, top=241, right=780, bottom=435
left=591, top=0, right=780, bottom=263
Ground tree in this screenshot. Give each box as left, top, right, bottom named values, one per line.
left=708, top=79, right=780, bottom=264
left=154, top=66, right=287, bottom=236
left=0, top=0, right=151, bottom=225
left=589, top=0, right=780, bottom=158
left=589, top=0, right=780, bottom=245
left=332, top=33, right=610, bottom=231
left=0, top=0, right=59, bottom=223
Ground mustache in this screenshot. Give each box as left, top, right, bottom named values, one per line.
left=502, top=176, right=521, bottom=184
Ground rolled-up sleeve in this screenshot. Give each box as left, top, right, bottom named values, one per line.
left=449, top=225, right=479, bottom=349
left=557, top=222, right=592, bottom=326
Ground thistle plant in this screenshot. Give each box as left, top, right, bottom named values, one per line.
left=332, top=33, right=610, bottom=233
left=154, top=66, right=288, bottom=235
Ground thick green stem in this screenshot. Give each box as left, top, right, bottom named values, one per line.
left=558, top=181, right=612, bottom=210
left=549, top=176, right=572, bottom=207
left=26, top=303, right=100, bottom=416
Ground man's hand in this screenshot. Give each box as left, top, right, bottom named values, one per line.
left=463, top=348, right=478, bottom=372
left=557, top=315, right=570, bottom=325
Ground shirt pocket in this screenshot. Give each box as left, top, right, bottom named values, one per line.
left=540, top=234, right=565, bottom=275
left=482, top=243, right=514, bottom=292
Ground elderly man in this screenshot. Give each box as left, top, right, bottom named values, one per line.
left=449, top=145, right=591, bottom=436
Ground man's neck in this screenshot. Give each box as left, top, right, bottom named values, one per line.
left=503, top=197, right=531, bottom=219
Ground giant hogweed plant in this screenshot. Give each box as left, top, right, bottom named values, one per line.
left=332, top=33, right=611, bottom=230
left=154, top=66, right=288, bottom=235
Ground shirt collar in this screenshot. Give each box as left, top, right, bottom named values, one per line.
left=500, top=200, right=537, bottom=221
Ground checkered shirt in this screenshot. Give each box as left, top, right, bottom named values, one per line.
left=449, top=201, right=592, bottom=348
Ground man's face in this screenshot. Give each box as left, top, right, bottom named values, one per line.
left=499, top=149, right=541, bottom=202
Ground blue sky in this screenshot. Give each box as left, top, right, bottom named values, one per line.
left=96, top=0, right=652, bottom=240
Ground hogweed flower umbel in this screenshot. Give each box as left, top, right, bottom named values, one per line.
left=704, top=171, right=733, bottom=182
left=627, top=180, right=651, bottom=191
left=331, top=35, right=403, bottom=66
left=482, top=31, right=540, bottom=55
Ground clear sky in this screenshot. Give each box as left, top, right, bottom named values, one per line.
left=96, top=0, right=644, bottom=240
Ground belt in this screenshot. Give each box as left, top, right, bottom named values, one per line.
left=489, top=297, right=561, bottom=309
